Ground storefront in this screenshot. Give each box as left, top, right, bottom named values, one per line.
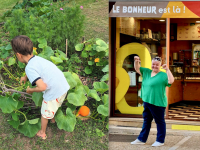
left=109, top=1, right=200, bottom=124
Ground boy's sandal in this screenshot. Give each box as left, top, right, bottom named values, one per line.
left=36, top=133, right=47, bottom=140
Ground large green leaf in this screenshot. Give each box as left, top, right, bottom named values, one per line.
left=96, top=39, right=108, bottom=52
left=81, top=50, right=89, bottom=58
left=12, top=92, right=21, bottom=100
left=1, top=51, right=10, bottom=59
left=38, top=38, right=47, bottom=48
left=88, top=61, right=94, bottom=65
left=96, top=62, right=103, bottom=66
left=32, top=92, right=43, bottom=107
left=63, top=72, right=77, bottom=89
left=97, top=105, right=108, bottom=116
left=5, top=44, right=12, bottom=50
left=18, top=61, right=26, bottom=68
left=75, top=85, right=88, bottom=95
left=0, top=95, right=18, bottom=113
left=38, top=53, right=49, bottom=60
left=8, top=57, right=16, bottom=66
left=84, top=66, right=92, bottom=74
left=18, top=119, right=41, bottom=138
left=89, top=50, right=97, bottom=56
left=67, top=88, right=87, bottom=106
left=43, top=46, right=54, bottom=59
left=0, top=60, right=3, bottom=69
left=71, top=73, right=82, bottom=86
left=88, top=90, right=101, bottom=101
left=93, top=82, right=109, bottom=94
left=55, top=108, right=76, bottom=132
left=83, top=85, right=90, bottom=95
left=84, top=44, right=92, bottom=51
left=75, top=43, right=84, bottom=51
left=17, top=101, right=24, bottom=109
left=102, top=65, right=109, bottom=72
left=29, top=118, right=40, bottom=124
left=106, top=123, right=109, bottom=130
left=100, top=74, right=109, bottom=82
left=56, top=50, right=68, bottom=61
left=66, top=102, right=76, bottom=111
left=11, top=112, right=20, bottom=121
left=96, top=128, right=105, bottom=137
left=102, top=94, right=109, bottom=105
left=57, top=65, right=64, bottom=71
left=8, top=120, right=20, bottom=129
left=50, top=56, right=63, bottom=65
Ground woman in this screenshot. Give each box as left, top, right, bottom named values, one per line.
left=131, top=56, right=174, bottom=147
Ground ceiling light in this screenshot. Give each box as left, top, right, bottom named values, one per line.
left=159, top=20, right=165, bottom=22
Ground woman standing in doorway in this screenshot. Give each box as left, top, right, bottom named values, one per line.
left=131, top=56, right=174, bottom=147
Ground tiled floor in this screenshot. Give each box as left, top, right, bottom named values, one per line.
left=168, top=105, right=200, bottom=121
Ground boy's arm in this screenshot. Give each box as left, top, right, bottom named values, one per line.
left=26, top=79, right=47, bottom=94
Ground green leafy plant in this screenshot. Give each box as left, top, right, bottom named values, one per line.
left=0, top=38, right=108, bottom=137
left=75, top=38, right=108, bottom=80
left=3, top=1, right=85, bottom=56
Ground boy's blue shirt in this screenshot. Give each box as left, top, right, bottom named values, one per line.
left=25, top=55, right=70, bottom=101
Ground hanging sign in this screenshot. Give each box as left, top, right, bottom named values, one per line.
left=109, top=1, right=200, bottom=18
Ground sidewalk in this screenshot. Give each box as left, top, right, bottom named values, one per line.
left=109, top=125, right=200, bottom=150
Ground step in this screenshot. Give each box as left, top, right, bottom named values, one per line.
left=109, top=117, right=200, bottom=129
left=109, top=125, right=200, bottom=136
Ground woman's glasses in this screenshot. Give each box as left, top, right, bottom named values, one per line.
left=153, top=57, right=161, bottom=61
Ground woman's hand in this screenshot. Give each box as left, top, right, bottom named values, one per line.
left=134, top=56, right=141, bottom=75
left=161, top=64, right=169, bottom=71
left=134, top=56, right=141, bottom=63
left=162, top=64, right=174, bottom=84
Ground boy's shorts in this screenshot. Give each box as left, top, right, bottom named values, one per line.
left=41, top=92, right=67, bottom=119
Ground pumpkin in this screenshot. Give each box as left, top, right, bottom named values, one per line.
left=78, top=106, right=90, bottom=116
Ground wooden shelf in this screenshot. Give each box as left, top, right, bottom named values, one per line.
left=183, top=80, right=200, bottom=82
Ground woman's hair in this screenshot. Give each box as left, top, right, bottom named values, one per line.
left=152, top=56, right=162, bottom=64
left=11, top=35, right=33, bottom=55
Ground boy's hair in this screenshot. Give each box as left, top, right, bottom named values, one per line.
left=11, top=35, right=33, bottom=55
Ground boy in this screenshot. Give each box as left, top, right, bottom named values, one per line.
left=11, top=35, right=70, bottom=139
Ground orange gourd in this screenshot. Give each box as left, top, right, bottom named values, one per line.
left=78, top=106, right=90, bottom=116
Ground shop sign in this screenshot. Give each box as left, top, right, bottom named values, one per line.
left=109, top=2, right=200, bottom=18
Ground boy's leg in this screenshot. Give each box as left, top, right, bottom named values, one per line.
left=36, top=116, right=48, bottom=139
left=51, top=117, right=55, bottom=123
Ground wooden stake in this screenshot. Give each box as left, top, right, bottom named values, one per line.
left=66, top=39, right=68, bottom=58
left=82, top=36, right=85, bottom=43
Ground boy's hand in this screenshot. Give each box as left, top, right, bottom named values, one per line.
left=26, top=86, right=33, bottom=94
left=20, top=76, right=27, bottom=85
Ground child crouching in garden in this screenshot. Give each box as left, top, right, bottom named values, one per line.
left=11, top=35, right=70, bottom=139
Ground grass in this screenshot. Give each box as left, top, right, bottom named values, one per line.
left=71, top=0, right=109, bottom=42
left=0, top=0, right=109, bottom=149
left=0, top=111, right=108, bottom=150
left=0, top=0, right=23, bottom=23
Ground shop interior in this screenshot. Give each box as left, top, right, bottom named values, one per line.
left=115, top=17, right=200, bottom=121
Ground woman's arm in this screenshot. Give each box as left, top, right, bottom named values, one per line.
left=162, top=64, right=174, bottom=84
left=134, top=56, right=141, bottom=75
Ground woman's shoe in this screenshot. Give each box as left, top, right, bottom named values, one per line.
left=151, top=141, right=164, bottom=147
left=131, top=139, right=145, bottom=145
